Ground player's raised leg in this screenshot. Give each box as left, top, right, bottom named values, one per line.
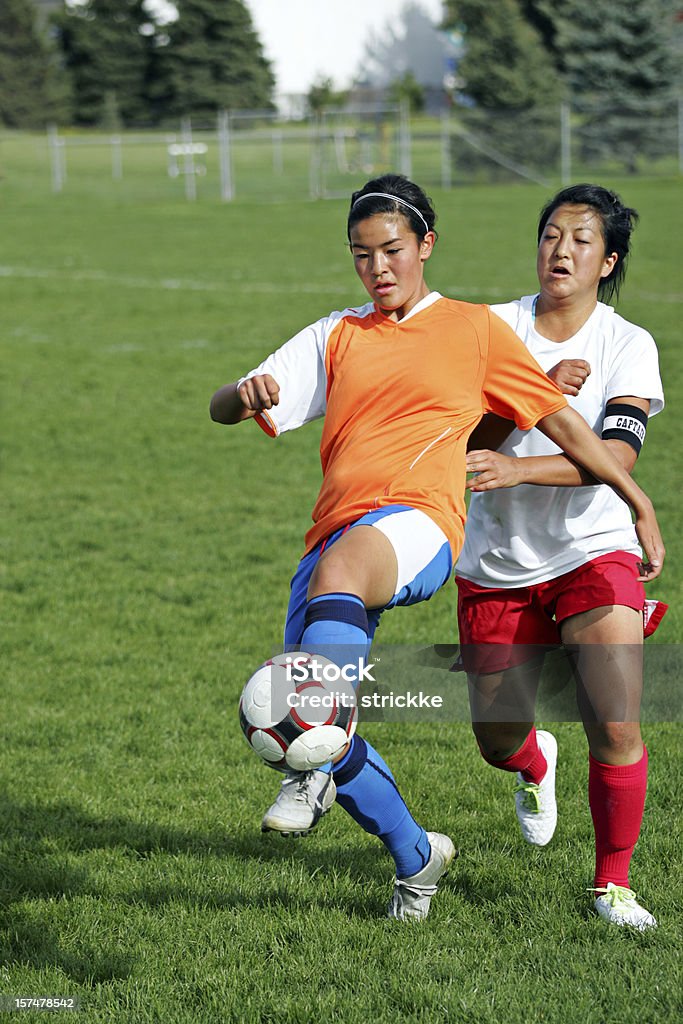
left=264, top=516, right=455, bottom=918
left=260, top=537, right=355, bottom=838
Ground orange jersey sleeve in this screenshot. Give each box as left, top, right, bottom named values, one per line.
left=482, top=308, right=568, bottom=429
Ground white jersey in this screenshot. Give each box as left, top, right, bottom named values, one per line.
left=456, top=296, right=664, bottom=588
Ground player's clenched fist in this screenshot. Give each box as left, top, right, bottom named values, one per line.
left=238, top=374, right=280, bottom=411
left=547, top=359, right=591, bottom=396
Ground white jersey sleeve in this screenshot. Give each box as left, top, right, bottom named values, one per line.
left=239, top=310, right=348, bottom=436
left=602, top=310, right=664, bottom=415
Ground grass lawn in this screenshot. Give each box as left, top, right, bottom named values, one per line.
left=1, top=148, right=681, bottom=1022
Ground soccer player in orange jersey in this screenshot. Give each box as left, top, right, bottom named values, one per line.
left=211, top=175, right=664, bottom=920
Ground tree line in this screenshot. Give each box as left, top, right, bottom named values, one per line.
left=1, top=0, right=680, bottom=175
left=443, top=0, right=681, bottom=173
left=0, top=0, right=274, bottom=129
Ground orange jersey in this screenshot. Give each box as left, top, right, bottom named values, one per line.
left=243, top=293, right=567, bottom=557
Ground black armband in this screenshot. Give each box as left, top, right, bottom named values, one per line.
left=601, top=403, right=648, bottom=454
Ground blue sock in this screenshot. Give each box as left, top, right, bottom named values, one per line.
left=299, top=592, right=370, bottom=776
left=301, top=593, right=430, bottom=875
left=301, top=591, right=371, bottom=691
left=333, top=735, right=431, bottom=878
left=301, top=592, right=369, bottom=650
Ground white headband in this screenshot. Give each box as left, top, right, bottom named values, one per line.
left=351, top=192, right=430, bottom=234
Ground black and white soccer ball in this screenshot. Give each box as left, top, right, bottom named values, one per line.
left=239, top=652, right=357, bottom=771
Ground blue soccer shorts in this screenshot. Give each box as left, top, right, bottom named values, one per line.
left=284, top=504, right=452, bottom=646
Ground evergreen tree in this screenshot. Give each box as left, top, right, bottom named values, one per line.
left=554, top=0, right=679, bottom=171
left=0, top=0, right=64, bottom=127
left=443, top=0, right=563, bottom=178
left=157, top=0, right=274, bottom=122
left=53, top=0, right=151, bottom=126
left=519, top=0, right=560, bottom=64
left=444, top=0, right=562, bottom=110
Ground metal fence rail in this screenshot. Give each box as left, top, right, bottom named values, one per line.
left=8, top=99, right=682, bottom=204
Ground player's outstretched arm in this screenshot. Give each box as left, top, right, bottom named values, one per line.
left=467, top=394, right=645, bottom=491
left=210, top=374, right=280, bottom=425
left=536, top=406, right=664, bottom=580
left=467, top=440, right=633, bottom=491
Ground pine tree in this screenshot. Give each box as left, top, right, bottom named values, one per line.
left=157, top=0, right=274, bottom=123
left=0, top=0, right=63, bottom=127
left=519, top=0, right=560, bottom=64
left=555, top=0, right=679, bottom=171
left=444, top=0, right=562, bottom=110
left=53, top=0, right=151, bottom=126
left=443, top=0, right=563, bottom=177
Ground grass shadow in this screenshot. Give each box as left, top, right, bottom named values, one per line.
left=0, top=794, right=391, bottom=932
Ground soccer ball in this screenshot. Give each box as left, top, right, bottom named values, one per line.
left=238, top=652, right=357, bottom=772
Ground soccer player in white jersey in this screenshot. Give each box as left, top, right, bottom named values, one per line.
left=211, top=175, right=664, bottom=920
left=457, top=183, right=666, bottom=930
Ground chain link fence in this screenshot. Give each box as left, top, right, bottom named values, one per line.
left=441, top=100, right=682, bottom=188
left=2, top=100, right=680, bottom=203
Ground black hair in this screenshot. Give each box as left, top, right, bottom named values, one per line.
left=347, top=173, right=438, bottom=243
left=537, top=183, right=639, bottom=304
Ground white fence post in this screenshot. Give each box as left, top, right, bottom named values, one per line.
left=111, top=134, right=122, bottom=179
left=218, top=110, right=234, bottom=201
left=441, top=109, right=452, bottom=189
left=560, top=103, right=571, bottom=186
left=272, top=128, right=283, bottom=175
left=180, top=116, right=196, bottom=201
left=309, top=116, right=323, bottom=199
left=47, top=123, right=65, bottom=192
left=398, top=99, right=412, bottom=179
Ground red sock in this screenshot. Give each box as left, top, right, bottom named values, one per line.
left=478, top=727, right=547, bottom=785
left=589, top=746, right=648, bottom=889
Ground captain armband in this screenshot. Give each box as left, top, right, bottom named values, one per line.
left=601, top=403, right=648, bottom=454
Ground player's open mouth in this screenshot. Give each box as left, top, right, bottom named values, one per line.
left=551, top=267, right=570, bottom=276
left=375, top=283, right=396, bottom=294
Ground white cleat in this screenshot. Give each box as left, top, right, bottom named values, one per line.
left=513, top=730, right=558, bottom=847
left=387, top=832, right=456, bottom=921
left=592, top=883, right=657, bottom=931
left=261, top=770, right=336, bottom=837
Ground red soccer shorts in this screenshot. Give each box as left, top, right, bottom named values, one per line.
left=456, top=551, right=667, bottom=676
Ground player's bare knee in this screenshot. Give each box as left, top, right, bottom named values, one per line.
left=307, top=555, right=362, bottom=601
left=473, top=721, right=526, bottom=761
left=590, top=721, right=643, bottom=763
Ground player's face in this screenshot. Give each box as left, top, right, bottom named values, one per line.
left=536, top=204, right=618, bottom=306
left=349, top=213, right=435, bottom=321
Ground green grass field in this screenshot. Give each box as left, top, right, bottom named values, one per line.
left=1, top=136, right=682, bottom=1022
